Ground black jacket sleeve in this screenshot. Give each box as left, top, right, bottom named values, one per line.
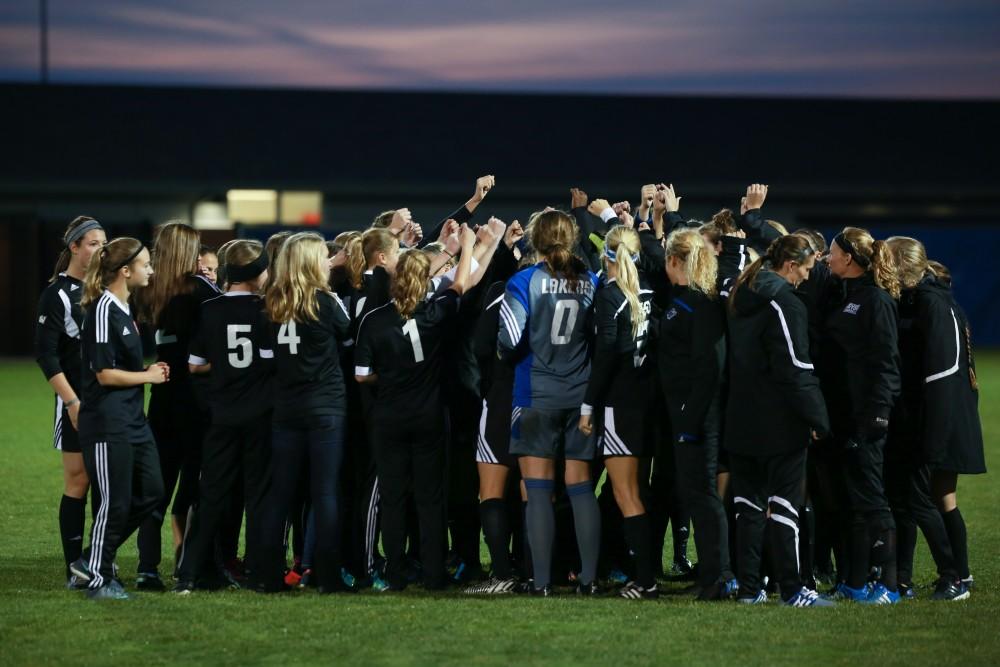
left=419, top=204, right=475, bottom=249
left=765, top=295, right=831, bottom=436
left=717, top=236, right=750, bottom=290
left=34, top=288, right=66, bottom=380
left=740, top=209, right=781, bottom=254
left=675, top=298, right=726, bottom=439
left=861, top=294, right=901, bottom=420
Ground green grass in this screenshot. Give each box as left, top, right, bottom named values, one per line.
left=0, top=356, right=997, bottom=667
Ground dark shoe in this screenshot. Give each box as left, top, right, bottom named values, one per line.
left=172, top=580, right=195, bottom=595
left=619, top=581, right=659, bottom=600
left=69, top=557, right=92, bottom=584
left=531, top=584, right=555, bottom=597
left=87, top=580, right=129, bottom=600
left=574, top=580, right=603, bottom=596
left=66, top=574, right=89, bottom=590
left=898, top=581, right=916, bottom=600
left=932, top=579, right=970, bottom=602
left=135, top=572, right=166, bottom=591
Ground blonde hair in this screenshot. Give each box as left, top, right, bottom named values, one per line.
left=604, top=226, right=644, bottom=339
left=664, top=229, right=718, bottom=297
left=885, top=236, right=931, bottom=290
left=391, top=249, right=431, bottom=320
left=337, top=231, right=365, bottom=290
left=766, top=220, right=789, bottom=236
left=223, top=239, right=265, bottom=283
left=839, top=227, right=900, bottom=299
left=145, top=221, right=200, bottom=324
left=82, top=237, right=144, bottom=308
left=372, top=210, right=396, bottom=229
left=530, top=210, right=585, bottom=289
left=265, top=232, right=329, bottom=323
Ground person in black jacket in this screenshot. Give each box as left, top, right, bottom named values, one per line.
left=136, top=221, right=222, bottom=590
left=725, top=235, right=834, bottom=607
left=658, top=229, right=734, bottom=599
left=35, top=216, right=107, bottom=585
left=886, top=238, right=984, bottom=601
left=820, top=227, right=902, bottom=605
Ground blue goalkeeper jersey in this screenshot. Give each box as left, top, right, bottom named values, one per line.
left=498, top=263, right=599, bottom=409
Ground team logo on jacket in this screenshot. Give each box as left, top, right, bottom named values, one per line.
left=122, top=326, right=131, bottom=336
left=843, top=303, right=861, bottom=315
left=665, top=307, right=678, bottom=320
left=38, top=315, right=46, bottom=324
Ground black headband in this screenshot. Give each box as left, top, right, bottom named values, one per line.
left=110, top=244, right=145, bottom=272
left=64, top=219, right=104, bottom=247
left=833, top=233, right=870, bottom=269
left=226, top=253, right=268, bottom=283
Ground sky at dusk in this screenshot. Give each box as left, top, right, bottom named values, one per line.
left=1, top=0, right=998, bottom=98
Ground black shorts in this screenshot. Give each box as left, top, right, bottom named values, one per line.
left=600, top=405, right=652, bottom=458
left=53, top=397, right=80, bottom=453
left=476, top=399, right=518, bottom=468
left=510, top=407, right=596, bottom=461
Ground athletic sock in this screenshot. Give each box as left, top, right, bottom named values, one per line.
left=524, top=480, right=555, bottom=589
left=941, top=507, right=970, bottom=580
left=895, top=512, right=917, bottom=585
left=566, top=481, right=601, bottom=585
left=672, top=520, right=690, bottom=564
left=622, top=513, right=654, bottom=589
left=799, top=505, right=815, bottom=584
left=847, top=516, right=870, bottom=589
left=480, top=499, right=512, bottom=579
left=59, top=494, right=86, bottom=576
left=521, top=501, right=533, bottom=580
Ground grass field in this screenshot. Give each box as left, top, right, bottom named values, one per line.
left=0, top=356, right=997, bottom=666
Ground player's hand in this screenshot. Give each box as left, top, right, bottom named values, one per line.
left=656, top=183, right=681, bottom=213
left=570, top=187, right=589, bottom=209
left=402, top=222, right=423, bottom=246
left=472, top=175, right=495, bottom=203
left=578, top=414, right=593, bottom=436
left=146, top=363, right=169, bottom=384
left=504, top=220, right=524, bottom=248
left=744, top=183, right=768, bottom=210
left=390, top=208, right=412, bottom=235
left=588, top=198, right=611, bottom=218
left=459, top=223, right=477, bottom=251
left=485, top=216, right=507, bottom=243
left=67, top=400, right=80, bottom=430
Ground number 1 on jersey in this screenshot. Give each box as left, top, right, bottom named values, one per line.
left=278, top=321, right=301, bottom=355
left=402, top=319, right=424, bottom=362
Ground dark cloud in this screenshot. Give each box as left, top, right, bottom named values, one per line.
left=1, top=0, right=997, bottom=98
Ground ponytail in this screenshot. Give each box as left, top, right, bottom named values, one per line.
left=391, top=250, right=431, bottom=320
left=344, top=233, right=366, bottom=289
left=81, top=237, right=144, bottom=308
left=664, top=229, right=718, bottom=298
left=871, top=240, right=901, bottom=299
left=604, top=226, right=644, bottom=340
left=530, top=210, right=584, bottom=290
left=728, top=234, right=814, bottom=311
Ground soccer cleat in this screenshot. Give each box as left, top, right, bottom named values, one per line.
left=723, top=578, right=740, bottom=598
left=784, top=587, right=836, bottom=607
left=669, top=557, right=695, bottom=578
left=898, top=582, right=916, bottom=600
left=284, top=568, right=302, bottom=587
left=65, top=574, right=89, bottom=590
left=371, top=572, right=392, bottom=593
left=606, top=568, right=629, bottom=585
left=828, top=582, right=870, bottom=602
left=135, top=571, right=166, bottom=591
left=298, top=568, right=314, bottom=589
left=697, top=578, right=739, bottom=601
left=862, top=583, right=900, bottom=605
left=464, top=576, right=517, bottom=595
left=961, top=575, right=975, bottom=590
left=341, top=568, right=356, bottom=589
left=516, top=579, right=535, bottom=594
left=69, top=557, right=92, bottom=584
left=172, top=580, right=195, bottom=595
left=87, top=580, right=129, bottom=601
left=737, top=589, right=768, bottom=604
left=531, top=584, right=555, bottom=597
left=619, top=581, right=659, bottom=600
left=932, top=579, right=970, bottom=602
left=574, top=580, right=604, bottom=596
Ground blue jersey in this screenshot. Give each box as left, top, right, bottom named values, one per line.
left=498, top=263, right=599, bottom=409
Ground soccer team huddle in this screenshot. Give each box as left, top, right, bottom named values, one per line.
left=36, top=176, right=985, bottom=605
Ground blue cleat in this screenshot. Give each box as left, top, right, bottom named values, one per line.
left=784, top=587, right=836, bottom=607
left=828, top=582, right=870, bottom=602
left=738, top=589, right=767, bottom=604
left=862, top=583, right=900, bottom=605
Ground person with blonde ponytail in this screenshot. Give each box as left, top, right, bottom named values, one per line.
left=658, top=229, right=738, bottom=600
left=498, top=210, right=601, bottom=596
left=258, top=232, right=351, bottom=593
left=577, top=226, right=659, bottom=599
left=72, top=237, right=168, bottom=600
left=725, top=235, right=833, bottom=607
left=174, top=240, right=274, bottom=593
left=34, top=216, right=106, bottom=585
left=884, top=236, right=983, bottom=601
left=820, top=226, right=902, bottom=604
left=136, top=221, right=221, bottom=591
left=354, top=224, right=477, bottom=591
